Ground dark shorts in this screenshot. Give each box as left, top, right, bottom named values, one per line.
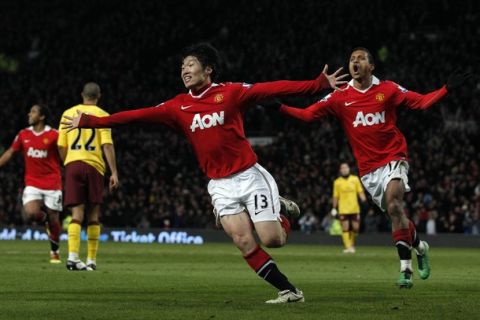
left=64, top=161, right=104, bottom=207
left=339, top=214, right=360, bottom=223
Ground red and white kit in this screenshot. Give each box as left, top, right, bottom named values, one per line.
left=78, top=77, right=330, bottom=220
left=11, top=126, right=63, bottom=211
left=281, top=76, right=447, bottom=210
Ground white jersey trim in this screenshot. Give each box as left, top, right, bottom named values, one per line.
left=347, top=76, right=380, bottom=93
left=26, top=125, right=52, bottom=136
left=189, top=83, right=219, bottom=98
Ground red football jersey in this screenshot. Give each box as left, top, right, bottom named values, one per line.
left=280, top=76, right=448, bottom=176
left=79, top=77, right=330, bottom=178
left=11, top=126, right=62, bottom=190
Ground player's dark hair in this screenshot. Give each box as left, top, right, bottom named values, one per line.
left=181, top=43, right=221, bottom=81
left=352, top=47, right=375, bottom=65
left=35, top=103, right=50, bottom=122
left=82, top=82, right=101, bottom=100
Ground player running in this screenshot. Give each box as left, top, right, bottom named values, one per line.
left=61, top=43, right=347, bottom=302
left=331, top=162, right=366, bottom=253
left=58, top=82, right=119, bottom=271
left=0, top=104, right=63, bottom=263
left=279, top=47, right=470, bottom=288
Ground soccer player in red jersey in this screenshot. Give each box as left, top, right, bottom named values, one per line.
left=279, top=47, right=470, bottom=288
left=62, top=43, right=347, bottom=303
left=0, top=104, right=63, bottom=263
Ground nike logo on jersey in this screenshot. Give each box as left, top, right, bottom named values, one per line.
left=345, top=101, right=357, bottom=106
left=352, top=111, right=386, bottom=127
left=190, top=111, right=225, bottom=132
left=181, top=105, right=194, bottom=110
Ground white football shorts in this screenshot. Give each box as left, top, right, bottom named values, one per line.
left=360, top=160, right=411, bottom=212
left=208, top=163, right=281, bottom=223
left=22, top=186, right=63, bottom=211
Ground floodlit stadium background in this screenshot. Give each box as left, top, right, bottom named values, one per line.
left=0, top=0, right=478, bottom=237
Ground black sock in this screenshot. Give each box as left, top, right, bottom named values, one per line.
left=395, top=241, right=412, bottom=260
left=257, top=261, right=296, bottom=292
left=50, top=239, right=59, bottom=252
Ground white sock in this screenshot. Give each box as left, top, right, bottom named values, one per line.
left=68, top=252, right=79, bottom=261
left=415, top=241, right=425, bottom=255
left=400, top=260, right=412, bottom=272
left=86, top=259, right=96, bottom=265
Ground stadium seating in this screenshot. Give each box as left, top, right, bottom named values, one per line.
left=0, top=0, right=478, bottom=233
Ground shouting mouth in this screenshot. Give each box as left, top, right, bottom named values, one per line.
left=352, top=64, right=360, bottom=75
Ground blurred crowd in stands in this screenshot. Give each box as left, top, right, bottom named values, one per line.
left=1, top=0, right=479, bottom=234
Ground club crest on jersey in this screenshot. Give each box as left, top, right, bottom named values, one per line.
left=353, top=111, right=385, bottom=127
left=214, top=94, right=224, bottom=103
left=375, top=93, right=385, bottom=102
left=27, top=147, right=48, bottom=158
left=190, top=111, right=225, bottom=132
left=43, top=138, right=49, bottom=144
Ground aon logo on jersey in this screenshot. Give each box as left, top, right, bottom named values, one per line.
left=190, top=111, right=225, bottom=132
left=353, top=111, right=385, bottom=127
left=27, top=147, right=48, bottom=158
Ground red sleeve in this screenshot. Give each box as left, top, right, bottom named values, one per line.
left=279, top=92, right=337, bottom=122
left=236, top=73, right=331, bottom=106
left=79, top=101, right=176, bottom=128
left=390, top=82, right=448, bottom=110
left=10, top=132, right=22, bottom=151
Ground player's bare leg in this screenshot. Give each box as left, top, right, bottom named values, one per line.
left=86, top=204, right=101, bottom=270
left=385, top=179, right=429, bottom=287
left=24, top=200, right=60, bottom=262
left=66, top=204, right=91, bottom=271
left=23, top=200, right=46, bottom=224
left=221, top=212, right=304, bottom=303
left=255, top=220, right=287, bottom=248
left=46, top=208, right=61, bottom=263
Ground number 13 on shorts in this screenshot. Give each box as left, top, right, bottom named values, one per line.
left=254, top=194, right=269, bottom=214
left=248, top=192, right=279, bottom=223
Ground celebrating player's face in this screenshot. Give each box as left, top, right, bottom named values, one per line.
left=181, top=56, right=212, bottom=90
left=349, top=50, right=374, bottom=80
left=28, top=105, right=43, bottom=125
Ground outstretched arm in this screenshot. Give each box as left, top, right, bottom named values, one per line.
left=239, top=65, right=348, bottom=105
left=396, top=86, right=448, bottom=110
left=396, top=70, right=471, bottom=110
left=0, top=148, right=15, bottom=168
left=279, top=93, right=336, bottom=122
left=62, top=105, right=175, bottom=132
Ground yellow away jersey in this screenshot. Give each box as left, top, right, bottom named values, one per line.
left=333, top=175, right=363, bottom=214
left=58, top=104, right=113, bottom=175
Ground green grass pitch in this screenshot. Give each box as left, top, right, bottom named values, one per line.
left=0, top=240, right=478, bottom=320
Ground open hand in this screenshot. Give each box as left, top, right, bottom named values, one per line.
left=61, top=110, right=83, bottom=132
left=322, top=64, right=349, bottom=91
left=446, top=69, right=472, bottom=91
